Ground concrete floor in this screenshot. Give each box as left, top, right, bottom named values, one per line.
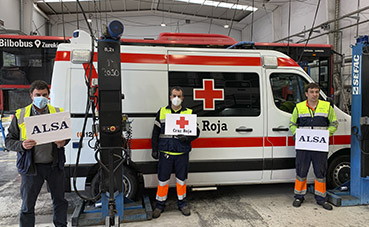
left=1, top=151, right=369, bottom=227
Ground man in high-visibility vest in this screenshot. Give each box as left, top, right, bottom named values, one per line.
left=5, top=80, right=69, bottom=227
left=289, top=82, right=338, bottom=210
left=151, top=86, right=200, bottom=218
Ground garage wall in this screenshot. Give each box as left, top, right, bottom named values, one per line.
left=49, top=13, right=242, bottom=41
left=339, top=0, right=369, bottom=57
left=246, top=0, right=328, bottom=44
left=31, top=5, right=48, bottom=36
left=0, top=0, right=20, bottom=32
left=249, top=0, right=369, bottom=57
left=0, top=0, right=47, bottom=36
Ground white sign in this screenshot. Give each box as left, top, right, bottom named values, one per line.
left=24, top=111, right=72, bottom=145
left=164, top=114, right=197, bottom=136
left=295, top=128, right=329, bottom=152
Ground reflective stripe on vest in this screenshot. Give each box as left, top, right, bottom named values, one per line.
left=15, top=104, right=63, bottom=141
left=296, top=101, right=330, bottom=127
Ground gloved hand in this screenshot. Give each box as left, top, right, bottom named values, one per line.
left=152, top=149, right=159, bottom=160
left=177, top=135, right=189, bottom=142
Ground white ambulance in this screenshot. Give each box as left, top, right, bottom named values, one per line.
left=50, top=30, right=351, bottom=199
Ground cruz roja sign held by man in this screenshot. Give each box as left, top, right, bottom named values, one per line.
left=24, top=111, right=72, bottom=145
left=164, top=114, right=197, bottom=136
left=295, top=128, right=329, bottom=152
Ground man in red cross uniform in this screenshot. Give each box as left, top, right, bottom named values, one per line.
left=151, top=86, right=200, bottom=218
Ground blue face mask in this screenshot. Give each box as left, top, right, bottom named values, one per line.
left=33, top=96, right=48, bottom=109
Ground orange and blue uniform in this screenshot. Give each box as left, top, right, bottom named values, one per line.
left=289, top=100, right=338, bottom=203
left=151, top=105, right=199, bottom=210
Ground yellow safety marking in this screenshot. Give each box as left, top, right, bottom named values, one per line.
left=1, top=116, right=12, bottom=122
left=0, top=159, right=16, bottom=162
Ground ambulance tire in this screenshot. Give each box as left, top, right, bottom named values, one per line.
left=90, top=166, right=138, bottom=200
left=122, top=167, right=139, bottom=200
left=327, top=155, right=350, bottom=189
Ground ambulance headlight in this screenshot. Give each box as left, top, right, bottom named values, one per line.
left=71, top=49, right=91, bottom=64
left=262, top=56, right=278, bottom=68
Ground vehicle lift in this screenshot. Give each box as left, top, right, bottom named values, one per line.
left=327, top=35, right=369, bottom=206
left=71, top=21, right=152, bottom=226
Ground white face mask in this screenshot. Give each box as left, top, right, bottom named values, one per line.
left=171, top=97, right=182, bottom=107
left=33, top=96, right=48, bottom=109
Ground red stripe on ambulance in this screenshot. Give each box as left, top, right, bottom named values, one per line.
left=54, top=51, right=299, bottom=67
left=130, top=135, right=350, bottom=150
left=277, top=57, right=299, bottom=67
left=121, top=53, right=167, bottom=64
left=55, top=51, right=70, bottom=61
left=168, top=55, right=261, bottom=66
left=264, top=137, right=287, bottom=146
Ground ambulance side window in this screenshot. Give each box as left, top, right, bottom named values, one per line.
left=169, top=71, right=260, bottom=117
left=270, top=73, right=309, bottom=114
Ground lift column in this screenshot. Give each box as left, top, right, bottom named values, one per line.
left=327, top=36, right=369, bottom=206
left=97, top=21, right=124, bottom=224
left=350, top=35, right=369, bottom=204
left=71, top=21, right=152, bottom=226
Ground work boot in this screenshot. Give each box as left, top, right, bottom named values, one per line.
left=318, top=201, right=333, bottom=210
left=292, top=198, right=303, bottom=207
left=179, top=206, right=191, bottom=216
left=152, top=208, right=163, bottom=218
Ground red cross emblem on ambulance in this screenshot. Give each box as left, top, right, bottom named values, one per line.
left=193, top=79, right=224, bottom=110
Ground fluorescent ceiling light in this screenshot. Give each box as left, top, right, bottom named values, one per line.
left=175, top=0, right=257, bottom=11
left=37, top=0, right=97, bottom=2
left=188, top=0, right=204, bottom=4
left=39, top=0, right=257, bottom=11
left=204, top=0, right=218, bottom=7
left=218, top=2, right=234, bottom=8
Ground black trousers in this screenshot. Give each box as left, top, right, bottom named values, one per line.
left=20, top=163, right=68, bottom=227
left=294, top=150, right=328, bottom=204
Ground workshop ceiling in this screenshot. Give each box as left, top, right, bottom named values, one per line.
left=35, top=0, right=283, bottom=24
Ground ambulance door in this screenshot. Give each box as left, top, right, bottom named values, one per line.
left=265, top=69, right=309, bottom=181
left=168, top=50, right=264, bottom=185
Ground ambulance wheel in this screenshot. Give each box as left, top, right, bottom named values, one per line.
left=90, top=167, right=138, bottom=200
left=327, top=155, right=350, bottom=189
left=122, top=167, right=138, bottom=199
